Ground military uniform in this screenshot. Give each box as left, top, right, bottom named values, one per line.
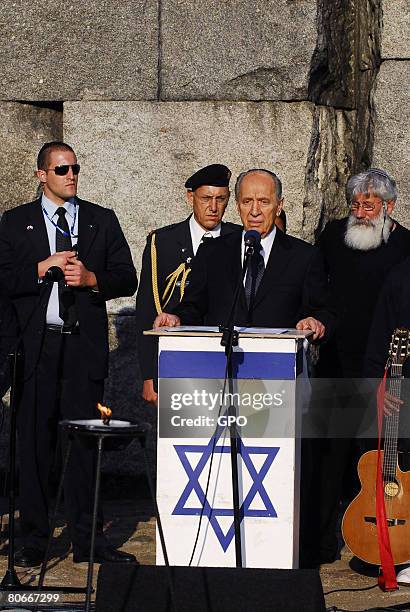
left=136, top=216, right=240, bottom=382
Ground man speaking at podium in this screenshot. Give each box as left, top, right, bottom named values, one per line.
left=154, top=169, right=334, bottom=339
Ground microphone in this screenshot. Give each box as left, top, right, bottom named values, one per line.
left=244, top=230, right=261, bottom=257
left=44, top=266, right=64, bottom=283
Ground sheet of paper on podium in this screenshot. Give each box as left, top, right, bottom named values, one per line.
left=160, top=325, right=288, bottom=334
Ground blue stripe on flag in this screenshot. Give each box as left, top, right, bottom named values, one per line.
left=159, top=351, right=295, bottom=379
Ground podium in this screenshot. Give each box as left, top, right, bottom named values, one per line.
left=145, top=327, right=311, bottom=569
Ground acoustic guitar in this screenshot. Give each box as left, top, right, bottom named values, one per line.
left=342, top=328, right=410, bottom=565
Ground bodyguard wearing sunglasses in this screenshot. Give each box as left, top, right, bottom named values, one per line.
left=0, top=141, right=138, bottom=567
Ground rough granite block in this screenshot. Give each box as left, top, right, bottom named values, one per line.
left=373, top=61, right=410, bottom=228
left=0, top=1, right=158, bottom=101
left=0, top=102, right=62, bottom=214
left=381, top=0, right=410, bottom=59
left=161, top=0, right=317, bottom=101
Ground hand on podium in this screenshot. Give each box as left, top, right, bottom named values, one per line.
left=296, top=316, right=325, bottom=340
left=153, top=313, right=181, bottom=329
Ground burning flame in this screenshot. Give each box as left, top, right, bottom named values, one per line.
left=97, top=402, right=112, bottom=424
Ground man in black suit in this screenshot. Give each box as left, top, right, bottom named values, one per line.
left=136, top=164, right=240, bottom=406
left=153, top=169, right=333, bottom=338
left=0, top=141, right=138, bottom=567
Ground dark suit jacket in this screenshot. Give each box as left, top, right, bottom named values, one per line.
left=364, top=258, right=410, bottom=447
left=135, top=216, right=241, bottom=380
left=174, top=228, right=335, bottom=334
left=365, top=256, right=410, bottom=380
left=0, top=197, right=137, bottom=380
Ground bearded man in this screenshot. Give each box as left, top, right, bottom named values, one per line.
left=309, top=168, right=410, bottom=567
left=317, top=168, right=410, bottom=379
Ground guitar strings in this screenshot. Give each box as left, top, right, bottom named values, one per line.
left=382, top=362, right=402, bottom=521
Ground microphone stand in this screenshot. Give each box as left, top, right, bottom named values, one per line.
left=0, top=341, right=23, bottom=589
left=0, top=268, right=86, bottom=595
left=219, top=238, right=256, bottom=568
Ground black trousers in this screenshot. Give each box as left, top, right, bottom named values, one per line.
left=300, top=378, right=367, bottom=566
left=17, top=329, right=106, bottom=554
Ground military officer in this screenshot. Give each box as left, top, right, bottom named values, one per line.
left=135, top=164, right=240, bottom=406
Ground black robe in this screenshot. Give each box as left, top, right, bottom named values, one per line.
left=365, top=257, right=410, bottom=379
left=316, top=218, right=410, bottom=377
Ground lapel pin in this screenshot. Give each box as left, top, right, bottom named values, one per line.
left=182, top=248, right=186, bottom=252
left=187, top=257, right=192, bottom=264
left=26, top=225, right=34, bottom=230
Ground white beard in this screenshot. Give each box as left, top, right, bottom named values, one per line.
left=344, top=210, right=392, bottom=250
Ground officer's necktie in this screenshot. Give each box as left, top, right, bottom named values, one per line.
left=244, top=245, right=265, bottom=308
left=198, top=232, right=213, bottom=250
left=55, top=207, right=77, bottom=327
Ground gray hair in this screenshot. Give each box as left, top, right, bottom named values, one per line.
left=346, top=168, right=398, bottom=204
left=235, top=169, right=282, bottom=201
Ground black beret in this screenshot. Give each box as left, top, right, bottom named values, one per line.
left=185, top=164, right=231, bottom=191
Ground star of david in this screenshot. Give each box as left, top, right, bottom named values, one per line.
left=172, top=430, right=279, bottom=552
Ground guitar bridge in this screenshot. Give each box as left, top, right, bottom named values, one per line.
left=364, top=516, right=406, bottom=527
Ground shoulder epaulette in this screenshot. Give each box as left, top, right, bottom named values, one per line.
left=151, top=221, right=181, bottom=236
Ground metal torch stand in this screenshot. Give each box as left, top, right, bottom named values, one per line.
left=37, top=419, right=171, bottom=612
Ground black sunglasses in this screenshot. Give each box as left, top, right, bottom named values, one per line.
left=48, top=164, right=81, bottom=176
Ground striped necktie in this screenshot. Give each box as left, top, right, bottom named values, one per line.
left=244, top=246, right=265, bottom=308
left=55, top=207, right=78, bottom=327
left=198, top=232, right=213, bottom=250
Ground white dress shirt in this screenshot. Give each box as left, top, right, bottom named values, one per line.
left=241, top=226, right=276, bottom=284
left=189, top=215, right=222, bottom=255
left=41, top=195, right=79, bottom=324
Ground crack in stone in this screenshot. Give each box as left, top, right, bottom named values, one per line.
left=225, top=67, right=279, bottom=84
left=380, top=57, right=410, bottom=62
left=302, top=0, right=382, bottom=240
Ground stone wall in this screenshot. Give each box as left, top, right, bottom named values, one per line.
left=0, top=0, right=408, bottom=480
left=160, top=0, right=318, bottom=101
left=64, top=100, right=319, bottom=282
left=0, top=1, right=159, bottom=101
left=0, top=103, right=62, bottom=214
left=373, top=1, right=410, bottom=226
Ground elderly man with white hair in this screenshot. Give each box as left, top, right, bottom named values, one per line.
left=309, top=168, right=410, bottom=568
left=318, top=168, right=410, bottom=381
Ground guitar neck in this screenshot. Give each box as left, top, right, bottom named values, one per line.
left=383, top=363, right=403, bottom=482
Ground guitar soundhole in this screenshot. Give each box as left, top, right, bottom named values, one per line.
left=384, top=481, right=399, bottom=498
